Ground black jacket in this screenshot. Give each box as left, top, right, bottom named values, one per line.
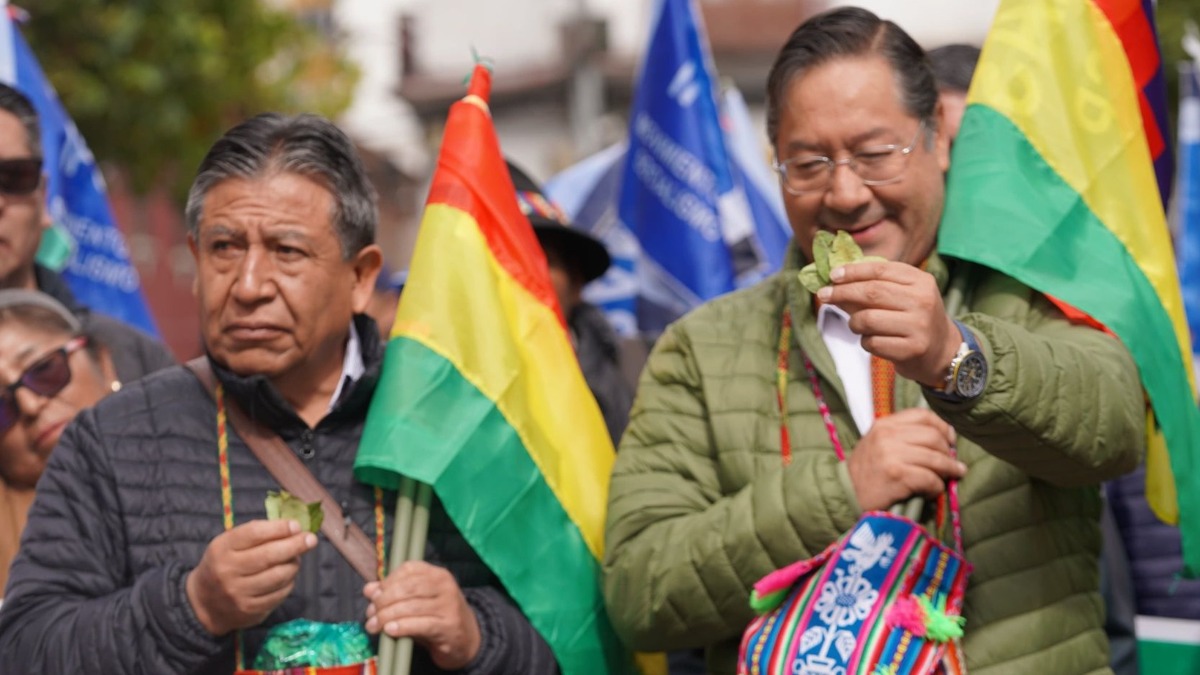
left=36, top=264, right=176, bottom=383
left=0, top=315, right=557, bottom=675
left=569, top=303, right=632, bottom=444
left=1109, top=466, right=1200, bottom=619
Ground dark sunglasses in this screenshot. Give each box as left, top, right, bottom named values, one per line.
left=0, top=157, right=42, bottom=195
left=0, top=335, right=88, bottom=435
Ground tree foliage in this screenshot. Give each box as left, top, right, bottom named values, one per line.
left=1158, top=0, right=1200, bottom=133
left=21, top=1, right=358, bottom=198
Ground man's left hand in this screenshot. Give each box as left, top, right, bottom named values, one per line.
left=817, top=260, right=960, bottom=388
left=363, top=561, right=482, bottom=671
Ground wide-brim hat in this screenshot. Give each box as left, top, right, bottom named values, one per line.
left=507, top=161, right=611, bottom=284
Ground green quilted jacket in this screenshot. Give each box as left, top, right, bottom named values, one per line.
left=603, top=253, right=1143, bottom=674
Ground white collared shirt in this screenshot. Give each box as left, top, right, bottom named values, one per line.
left=815, top=304, right=875, bottom=435
left=329, top=321, right=365, bottom=411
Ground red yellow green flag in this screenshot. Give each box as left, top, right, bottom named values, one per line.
left=354, top=65, right=639, bottom=672
left=939, top=0, right=1200, bottom=574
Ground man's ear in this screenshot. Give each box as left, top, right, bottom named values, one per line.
left=932, top=100, right=951, bottom=173
left=350, top=244, right=384, bottom=315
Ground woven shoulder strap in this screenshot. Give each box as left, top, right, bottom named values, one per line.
left=185, top=357, right=379, bottom=582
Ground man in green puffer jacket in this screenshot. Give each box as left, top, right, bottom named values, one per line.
left=603, top=7, right=1144, bottom=675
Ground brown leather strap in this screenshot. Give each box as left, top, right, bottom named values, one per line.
left=186, top=357, right=379, bottom=582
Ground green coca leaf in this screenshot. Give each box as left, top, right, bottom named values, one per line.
left=264, top=490, right=324, bottom=534
left=799, top=231, right=891, bottom=295
left=813, top=230, right=835, bottom=281
left=798, top=264, right=825, bottom=294
left=827, top=230, right=864, bottom=269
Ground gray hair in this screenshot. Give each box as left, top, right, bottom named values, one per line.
left=0, top=83, right=42, bottom=157
left=766, top=7, right=938, bottom=146
left=184, top=113, right=377, bottom=258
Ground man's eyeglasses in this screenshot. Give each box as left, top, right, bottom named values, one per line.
left=774, top=122, right=927, bottom=195
left=0, top=336, right=88, bottom=435
left=0, top=157, right=42, bottom=196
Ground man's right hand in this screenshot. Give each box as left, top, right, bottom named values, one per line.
left=185, top=519, right=318, bottom=636
left=846, top=408, right=967, bottom=512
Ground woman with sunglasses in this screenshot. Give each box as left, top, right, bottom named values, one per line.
left=0, top=289, right=118, bottom=592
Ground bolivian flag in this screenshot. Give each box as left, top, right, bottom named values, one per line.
left=355, top=65, right=637, bottom=673
left=939, top=0, right=1200, bottom=574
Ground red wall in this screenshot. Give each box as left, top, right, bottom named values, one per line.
left=105, top=173, right=202, bottom=362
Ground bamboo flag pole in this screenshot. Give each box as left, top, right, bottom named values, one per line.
left=392, top=482, right=432, bottom=675
left=377, top=477, right=416, bottom=673
left=377, top=478, right=434, bottom=675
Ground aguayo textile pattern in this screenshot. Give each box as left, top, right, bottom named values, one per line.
left=938, top=0, right=1200, bottom=572
left=738, top=513, right=970, bottom=675
left=353, top=65, right=636, bottom=675
left=236, top=659, right=377, bottom=675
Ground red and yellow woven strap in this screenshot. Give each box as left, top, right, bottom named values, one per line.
left=215, top=385, right=387, bottom=669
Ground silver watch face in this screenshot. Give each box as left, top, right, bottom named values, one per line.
left=953, top=352, right=987, bottom=398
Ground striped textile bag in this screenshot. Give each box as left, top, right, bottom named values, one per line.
left=737, top=511, right=970, bottom=675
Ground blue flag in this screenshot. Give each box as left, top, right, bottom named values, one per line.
left=620, top=0, right=747, bottom=333
left=548, top=0, right=790, bottom=337
left=722, top=85, right=790, bottom=275
left=545, top=143, right=641, bottom=335
left=1179, top=59, right=1200, bottom=359
left=0, top=9, right=158, bottom=335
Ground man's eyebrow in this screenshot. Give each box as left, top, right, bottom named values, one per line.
left=846, top=127, right=893, bottom=147
left=782, top=127, right=895, bottom=156
left=263, top=226, right=316, bottom=246
left=201, top=224, right=241, bottom=239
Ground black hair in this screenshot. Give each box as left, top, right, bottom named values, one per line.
left=765, top=7, right=938, bottom=145
left=927, top=43, right=981, bottom=94
left=0, top=83, right=41, bottom=157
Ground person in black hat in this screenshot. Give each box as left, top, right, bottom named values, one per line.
left=926, top=43, right=980, bottom=142
left=365, top=263, right=408, bottom=342
left=508, top=160, right=633, bottom=444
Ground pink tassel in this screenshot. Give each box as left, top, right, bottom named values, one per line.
left=886, top=596, right=928, bottom=637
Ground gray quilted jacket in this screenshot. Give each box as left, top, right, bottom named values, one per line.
left=0, top=315, right=557, bottom=675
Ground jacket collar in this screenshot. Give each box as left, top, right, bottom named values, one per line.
left=209, top=313, right=385, bottom=436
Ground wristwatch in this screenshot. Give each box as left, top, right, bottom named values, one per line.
left=926, top=320, right=987, bottom=402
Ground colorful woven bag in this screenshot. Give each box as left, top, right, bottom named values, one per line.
left=737, top=511, right=970, bottom=675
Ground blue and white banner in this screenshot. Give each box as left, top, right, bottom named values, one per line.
left=1179, top=59, right=1200, bottom=359
left=0, top=5, right=157, bottom=335
left=546, top=0, right=790, bottom=337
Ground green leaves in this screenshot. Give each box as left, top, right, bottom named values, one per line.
left=265, top=490, right=324, bottom=534
left=23, top=1, right=359, bottom=199
left=797, top=230, right=886, bottom=293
